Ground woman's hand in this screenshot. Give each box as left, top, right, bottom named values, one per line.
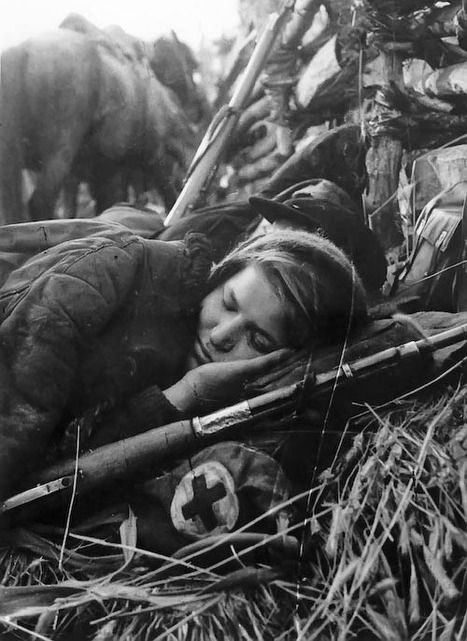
left=164, top=348, right=293, bottom=413
left=243, top=349, right=313, bottom=396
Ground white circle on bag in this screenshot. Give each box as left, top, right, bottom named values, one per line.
left=170, top=461, right=240, bottom=537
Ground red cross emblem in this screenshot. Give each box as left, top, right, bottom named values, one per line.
left=170, top=461, right=240, bottom=537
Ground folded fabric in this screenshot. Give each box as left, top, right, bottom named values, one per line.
left=131, top=441, right=291, bottom=555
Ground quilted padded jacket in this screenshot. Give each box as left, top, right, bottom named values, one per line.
left=0, top=229, right=211, bottom=501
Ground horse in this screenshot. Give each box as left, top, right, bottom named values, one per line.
left=0, top=21, right=209, bottom=224
left=60, top=14, right=210, bottom=127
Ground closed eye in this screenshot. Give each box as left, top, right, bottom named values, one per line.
left=223, top=285, right=237, bottom=311
left=250, top=331, right=273, bottom=354
left=224, top=284, right=278, bottom=353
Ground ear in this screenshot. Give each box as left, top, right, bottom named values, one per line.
left=170, top=29, right=181, bottom=45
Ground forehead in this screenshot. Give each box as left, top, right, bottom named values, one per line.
left=226, top=265, right=286, bottom=342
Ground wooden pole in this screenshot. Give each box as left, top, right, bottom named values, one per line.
left=365, top=51, right=404, bottom=251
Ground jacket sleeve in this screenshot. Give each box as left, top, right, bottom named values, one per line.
left=56, top=232, right=214, bottom=457
left=0, top=235, right=141, bottom=501
left=77, top=384, right=182, bottom=453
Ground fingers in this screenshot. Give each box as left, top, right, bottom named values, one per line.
left=245, top=365, right=309, bottom=395
left=248, top=350, right=312, bottom=383
left=243, top=348, right=294, bottom=373
left=251, top=361, right=306, bottom=388
left=241, top=349, right=313, bottom=395
left=280, top=351, right=313, bottom=378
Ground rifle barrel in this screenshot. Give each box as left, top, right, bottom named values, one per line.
left=314, top=322, right=467, bottom=387
left=36, top=383, right=300, bottom=488
left=164, top=4, right=294, bottom=226
left=3, top=323, right=467, bottom=517
left=0, top=383, right=301, bottom=516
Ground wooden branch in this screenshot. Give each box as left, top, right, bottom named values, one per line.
left=261, top=124, right=367, bottom=203
left=366, top=137, right=403, bottom=250
left=423, top=61, right=467, bottom=96
left=296, top=23, right=364, bottom=112
left=296, top=35, right=341, bottom=108
left=289, top=108, right=338, bottom=134
left=322, top=0, right=354, bottom=25
left=402, top=59, right=455, bottom=111
left=236, top=95, right=271, bottom=137
left=405, top=90, right=455, bottom=114
left=237, top=153, right=283, bottom=183
left=232, top=121, right=278, bottom=165
left=384, top=112, right=467, bottom=149
left=427, top=1, right=461, bottom=38
left=303, top=66, right=358, bottom=113
left=363, top=1, right=442, bottom=18
left=364, top=50, right=405, bottom=250
left=281, top=0, right=322, bottom=48
left=457, top=2, right=467, bottom=50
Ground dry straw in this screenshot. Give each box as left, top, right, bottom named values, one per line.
left=1, top=385, right=467, bottom=640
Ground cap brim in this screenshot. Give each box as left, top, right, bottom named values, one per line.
left=249, top=195, right=387, bottom=290
left=249, top=196, right=321, bottom=230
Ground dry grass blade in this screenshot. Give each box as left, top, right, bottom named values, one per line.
left=1, top=386, right=467, bottom=640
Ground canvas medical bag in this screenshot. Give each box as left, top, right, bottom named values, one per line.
left=393, top=181, right=467, bottom=312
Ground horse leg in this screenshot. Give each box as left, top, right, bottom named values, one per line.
left=28, top=150, right=76, bottom=221
left=153, top=159, right=180, bottom=209
left=22, top=39, right=98, bottom=221
left=91, top=162, right=128, bottom=213
left=128, top=167, right=148, bottom=207
left=62, top=175, right=80, bottom=219
left=0, top=136, right=25, bottom=225
left=0, top=46, right=27, bottom=224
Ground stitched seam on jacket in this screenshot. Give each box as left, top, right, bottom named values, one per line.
left=1, top=235, right=140, bottom=319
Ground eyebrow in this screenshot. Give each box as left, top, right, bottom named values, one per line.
left=230, top=288, right=279, bottom=347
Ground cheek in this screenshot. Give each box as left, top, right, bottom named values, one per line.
left=239, top=343, right=261, bottom=360
left=212, top=337, right=256, bottom=363
left=197, top=291, right=220, bottom=336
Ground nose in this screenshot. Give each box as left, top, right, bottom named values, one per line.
left=209, top=315, right=243, bottom=353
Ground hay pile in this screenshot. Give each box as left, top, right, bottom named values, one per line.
left=1, top=386, right=467, bottom=640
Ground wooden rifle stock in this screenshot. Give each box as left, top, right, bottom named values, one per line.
left=2, top=323, right=467, bottom=518
left=34, top=385, right=298, bottom=491
left=0, top=385, right=299, bottom=519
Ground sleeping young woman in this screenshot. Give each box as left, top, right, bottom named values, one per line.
left=0, top=227, right=368, bottom=503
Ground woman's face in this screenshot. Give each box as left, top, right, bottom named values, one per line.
left=185, top=265, right=287, bottom=369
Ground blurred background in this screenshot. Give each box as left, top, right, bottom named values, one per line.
left=0, top=0, right=241, bottom=51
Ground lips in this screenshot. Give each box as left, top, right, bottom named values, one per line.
left=194, top=338, right=213, bottom=365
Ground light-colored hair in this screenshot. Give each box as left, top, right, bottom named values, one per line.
left=209, top=229, right=368, bottom=349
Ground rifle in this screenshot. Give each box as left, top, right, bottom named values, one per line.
left=163, top=0, right=296, bottom=227
left=2, top=323, right=467, bottom=518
